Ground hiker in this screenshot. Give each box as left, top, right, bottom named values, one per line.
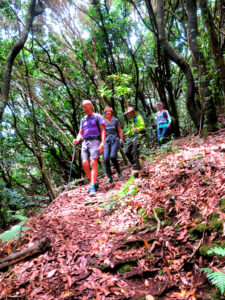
left=155, top=102, right=171, bottom=146
left=73, top=100, right=106, bottom=196
left=124, top=107, right=146, bottom=170
left=103, top=106, right=123, bottom=183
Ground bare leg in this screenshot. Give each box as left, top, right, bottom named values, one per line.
left=82, top=159, right=91, bottom=181
left=90, top=158, right=98, bottom=185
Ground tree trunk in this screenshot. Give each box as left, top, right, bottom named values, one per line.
left=198, top=0, right=225, bottom=98
left=157, top=0, right=201, bottom=129
left=185, top=0, right=218, bottom=133
left=0, top=0, right=44, bottom=122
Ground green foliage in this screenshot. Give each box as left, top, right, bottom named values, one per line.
left=201, top=247, right=225, bottom=295
left=118, top=263, right=132, bottom=274
left=101, top=175, right=135, bottom=212
left=0, top=219, right=30, bottom=243
left=208, top=213, right=223, bottom=234
left=208, top=247, right=225, bottom=256
left=219, top=198, right=225, bottom=213
left=202, top=268, right=225, bottom=295
left=152, top=207, right=165, bottom=221
left=99, top=74, right=133, bottom=99
left=138, top=208, right=146, bottom=217
left=189, top=224, right=206, bottom=240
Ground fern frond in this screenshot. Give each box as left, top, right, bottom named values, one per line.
left=207, top=272, right=225, bottom=295
left=207, top=247, right=225, bottom=256
left=200, top=268, right=213, bottom=274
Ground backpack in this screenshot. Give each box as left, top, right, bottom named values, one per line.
left=163, top=111, right=168, bottom=123
left=81, top=113, right=101, bottom=132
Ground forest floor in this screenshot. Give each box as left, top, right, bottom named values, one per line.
left=0, top=129, right=225, bottom=300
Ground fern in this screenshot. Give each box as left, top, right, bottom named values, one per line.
left=207, top=272, right=225, bottom=295
left=201, top=268, right=213, bottom=275
left=207, top=247, right=225, bottom=256
left=201, top=265, right=225, bottom=295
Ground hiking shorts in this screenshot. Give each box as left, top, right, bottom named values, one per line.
left=81, top=139, right=100, bottom=160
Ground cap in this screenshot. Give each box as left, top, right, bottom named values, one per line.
left=124, top=107, right=135, bottom=115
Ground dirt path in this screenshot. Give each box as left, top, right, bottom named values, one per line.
left=0, top=130, right=225, bottom=299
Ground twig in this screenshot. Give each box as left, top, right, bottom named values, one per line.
left=153, top=208, right=161, bottom=236
left=178, top=223, right=206, bottom=271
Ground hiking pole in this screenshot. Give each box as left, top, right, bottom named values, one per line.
left=66, top=144, right=77, bottom=192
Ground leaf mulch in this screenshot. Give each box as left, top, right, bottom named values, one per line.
left=0, top=130, right=225, bottom=299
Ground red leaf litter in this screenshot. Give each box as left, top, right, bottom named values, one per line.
left=0, top=130, right=225, bottom=299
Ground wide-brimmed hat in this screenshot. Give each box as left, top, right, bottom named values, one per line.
left=124, top=106, right=135, bottom=115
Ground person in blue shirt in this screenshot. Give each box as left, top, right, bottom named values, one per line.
left=155, top=102, right=171, bottom=146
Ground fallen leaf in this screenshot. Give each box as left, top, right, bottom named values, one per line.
left=47, top=269, right=57, bottom=278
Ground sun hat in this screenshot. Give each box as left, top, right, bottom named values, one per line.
left=124, top=106, right=135, bottom=115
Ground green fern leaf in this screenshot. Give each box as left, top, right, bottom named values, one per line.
left=207, top=247, right=225, bottom=256
left=207, top=272, right=225, bottom=295
left=200, top=268, right=213, bottom=274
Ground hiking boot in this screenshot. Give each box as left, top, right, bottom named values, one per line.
left=88, top=182, right=99, bottom=193
left=105, top=178, right=113, bottom=184
left=118, top=173, right=123, bottom=181
left=89, top=185, right=96, bottom=197
left=95, top=182, right=99, bottom=190
left=133, top=163, right=141, bottom=170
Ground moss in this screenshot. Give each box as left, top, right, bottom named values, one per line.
left=209, top=212, right=220, bottom=222
left=209, top=219, right=223, bottom=234
left=200, top=241, right=225, bottom=257
left=91, top=262, right=97, bottom=268
left=208, top=213, right=223, bottom=234
left=189, top=224, right=206, bottom=239
left=118, top=263, right=132, bottom=274
left=219, top=198, right=225, bottom=213
left=196, top=216, right=204, bottom=224
left=173, top=224, right=180, bottom=232
left=152, top=207, right=165, bottom=221
left=204, top=288, right=222, bottom=300
left=138, top=208, right=146, bottom=217
left=164, top=219, right=173, bottom=226
left=199, top=244, right=215, bottom=257
left=143, top=214, right=148, bottom=223
left=131, top=185, right=138, bottom=196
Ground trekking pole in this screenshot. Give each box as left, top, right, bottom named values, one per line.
left=66, top=144, right=77, bottom=192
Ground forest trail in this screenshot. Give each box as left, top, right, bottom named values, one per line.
left=0, top=130, right=225, bottom=299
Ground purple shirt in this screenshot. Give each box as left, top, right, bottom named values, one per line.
left=80, top=113, right=105, bottom=138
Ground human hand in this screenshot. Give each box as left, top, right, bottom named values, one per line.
left=133, top=127, right=138, bottom=133
left=99, top=142, right=104, bottom=152
left=167, top=124, right=171, bottom=128
left=73, top=137, right=82, bottom=145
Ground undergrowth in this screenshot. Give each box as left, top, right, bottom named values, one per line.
left=201, top=247, right=225, bottom=296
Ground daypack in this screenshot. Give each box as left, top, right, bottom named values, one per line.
left=81, top=113, right=101, bottom=132
left=163, top=111, right=168, bottom=123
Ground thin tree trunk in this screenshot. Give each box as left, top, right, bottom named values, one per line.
left=0, top=0, right=44, bottom=122
left=157, top=0, right=201, bottom=129
left=185, top=0, right=218, bottom=133
left=198, top=0, right=225, bottom=97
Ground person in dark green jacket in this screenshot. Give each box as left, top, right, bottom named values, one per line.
left=124, top=107, right=146, bottom=170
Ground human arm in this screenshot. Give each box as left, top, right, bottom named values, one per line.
left=99, top=124, right=106, bottom=152
left=134, top=115, right=145, bottom=132
left=73, top=128, right=83, bottom=144
left=165, top=111, right=172, bottom=128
